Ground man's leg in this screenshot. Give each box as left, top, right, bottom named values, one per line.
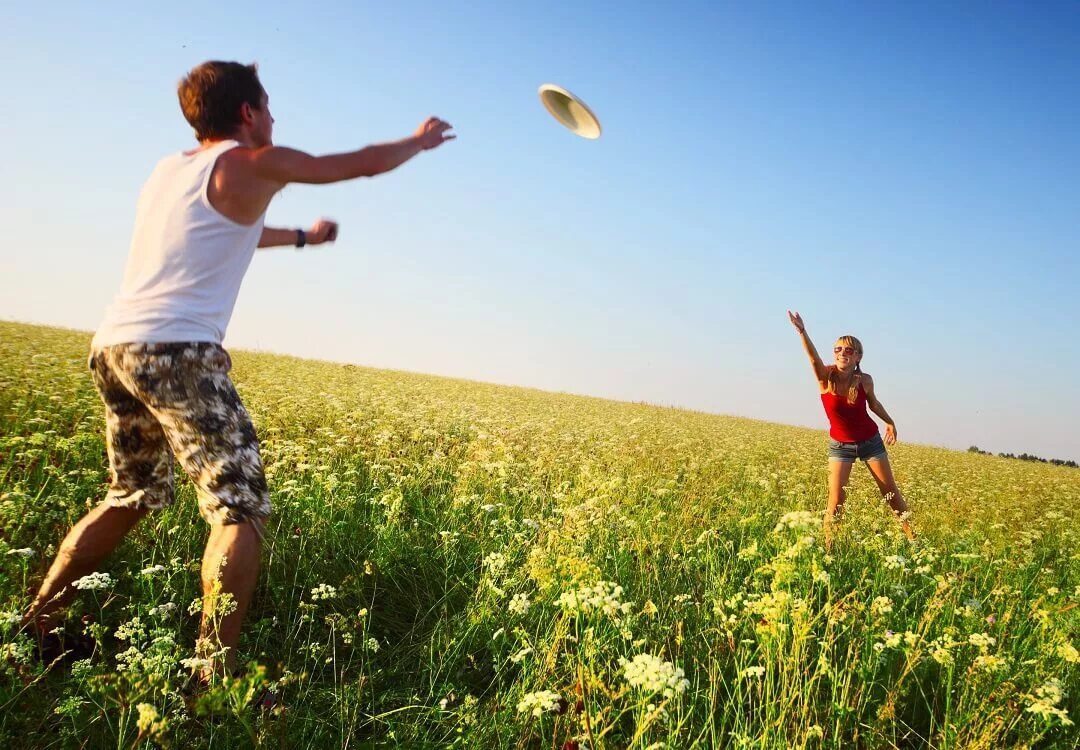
left=138, top=344, right=272, bottom=681
left=24, top=348, right=171, bottom=636
left=22, top=503, right=148, bottom=633
left=198, top=519, right=263, bottom=679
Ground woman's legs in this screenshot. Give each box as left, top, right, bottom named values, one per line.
left=865, top=453, right=915, bottom=540
left=825, top=459, right=853, bottom=549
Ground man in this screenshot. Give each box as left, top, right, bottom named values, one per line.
left=22, top=60, right=454, bottom=680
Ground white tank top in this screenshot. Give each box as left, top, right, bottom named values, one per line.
left=92, top=140, right=265, bottom=348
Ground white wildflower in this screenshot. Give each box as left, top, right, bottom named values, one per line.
left=871, top=596, right=894, bottom=617
left=72, top=572, right=114, bottom=590
left=310, top=583, right=338, bottom=601
left=508, top=593, right=531, bottom=616
left=557, top=581, right=633, bottom=620
left=621, top=653, right=689, bottom=698
left=517, top=690, right=563, bottom=718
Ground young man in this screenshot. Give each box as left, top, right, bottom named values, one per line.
left=22, top=61, right=454, bottom=680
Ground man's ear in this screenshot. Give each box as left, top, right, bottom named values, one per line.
left=239, top=101, right=255, bottom=126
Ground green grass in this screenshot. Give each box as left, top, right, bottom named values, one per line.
left=1, top=320, right=1077, bottom=749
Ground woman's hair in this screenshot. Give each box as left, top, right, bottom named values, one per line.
left=826, top=335, right=863, bottom=404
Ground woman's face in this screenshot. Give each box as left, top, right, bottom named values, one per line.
left=833, top=341, right=862, bottom=372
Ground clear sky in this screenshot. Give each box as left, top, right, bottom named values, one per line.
left=2, top=1, right=1078, bottom=461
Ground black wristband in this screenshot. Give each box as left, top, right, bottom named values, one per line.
left=295, top=229, right=307, bottom=248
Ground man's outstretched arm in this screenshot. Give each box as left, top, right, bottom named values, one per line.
left=251, top=117, right=454, bottom=187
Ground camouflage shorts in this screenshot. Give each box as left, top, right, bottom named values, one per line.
left=88, top=343, right=270, bottom=525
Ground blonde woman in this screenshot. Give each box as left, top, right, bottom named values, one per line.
left=788, top=311, right=914, bottom=545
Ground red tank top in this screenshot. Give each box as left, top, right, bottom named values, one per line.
left=821, top=383, right=878, bottom=443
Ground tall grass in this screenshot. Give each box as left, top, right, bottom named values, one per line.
left=1, top=321, right=1076, bottom=748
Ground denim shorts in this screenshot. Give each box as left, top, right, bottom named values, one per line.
left=827, top=433, right=887, bottom=463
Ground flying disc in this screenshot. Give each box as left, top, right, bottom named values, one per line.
left=538, top=83, right=602, bottom=139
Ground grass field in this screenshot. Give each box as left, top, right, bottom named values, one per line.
left=1, top=320, right=1077, bottom=749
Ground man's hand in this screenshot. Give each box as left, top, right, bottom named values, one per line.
left=307, top=218, right=339, bottom=245
left=414, top=117, right=455, bottom=150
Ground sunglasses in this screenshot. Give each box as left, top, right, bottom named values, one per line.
left=833, top=346, right=857, bottom=356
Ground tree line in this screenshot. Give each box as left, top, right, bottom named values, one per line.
left=967, top=446, right=1079, bottom=469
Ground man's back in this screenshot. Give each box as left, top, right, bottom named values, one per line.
left=93, top=140, right=265, bottom=348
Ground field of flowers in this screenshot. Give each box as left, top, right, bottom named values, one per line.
left=1, top=320, right=1077, bottom=749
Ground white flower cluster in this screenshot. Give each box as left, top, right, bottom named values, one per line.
left=150, top=602, right=177, bottom=617
left=1025, top=679, right=1073, bottom=726
left=875, top=629, right=920, bottom=653
left=772, top=511, right=819, bottom=533
left=72, top=572, right=114, bottom=590
left=967, top=633, right=996, bottom=653
left=140, top=565, right=166, bottom=576
left=517, top=689, right=563, bottom=718
left=6, top=548, right=35, bottom=559
left=483, top=552, right=508, bottom=575
left=884, top=555, right=907, bottom=571
left=310, top=583, right=338, bottom=601
left=973, top=654, right=1007, bottom=673
left=621, top=653, right=689, bottom=698
left=557, top=581, right=633, bottom=620
left=1057, top=642, right=1079, bottom=664
left=870, top=597, right=894, bottom=617
left=508, top=593, right=531, bottom=616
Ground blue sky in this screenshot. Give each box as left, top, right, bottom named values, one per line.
left=2, top=1, right=1078, bottom=461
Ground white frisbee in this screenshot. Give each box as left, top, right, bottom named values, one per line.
left=538, top=83, right=602, bottom=139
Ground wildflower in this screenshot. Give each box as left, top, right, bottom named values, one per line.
left=557, top=581, right=633, bottom=620
left=149, top=602, right=177, bottom=617
left=140, top=565, right=166, bottom=576
left=510, top=646, right=533, bottom=663
left=6, top=548, right=35, bottom=559
left=136, top=703, right=161, bottom=734
left=483, top=552, right=508, bottom=575
left=974, top=654, right=1007, bottom=673
left=884, top=555, right=907, bottom=571
left=967, top=633, right=996, bottom=653
left=517, top=690, right=564, bottom=718
left=741, top=665, right=766, bottom=679
left=620, top=653, right=689, bottom=698
left=508, top=593, right=531, bottom=616
left=1025, top=679, right=1073, bottom=726
left=773, top=511, right=819, bottom=533
left=311, top=583, right=338, bottom=601
left=179, top=656, right=212, bottom=672
left=932, top=647, right=954, bottom=666
left=871, top=597, right=894, bottom=617
left=1057, top=642, right=1079, bottom=664
left=72, top=572, right=114, bottom=590
left=365, top=637, right=380, bottom=653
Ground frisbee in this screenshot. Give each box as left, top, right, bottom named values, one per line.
left=538, top=83, right=602, bottom=139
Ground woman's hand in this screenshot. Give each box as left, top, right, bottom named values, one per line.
left=788, top=310, right=806, bottom=333
left=884, top=423, right=898, bottom=446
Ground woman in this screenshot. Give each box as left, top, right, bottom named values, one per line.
left=788, top=310, right=914, bottom=545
